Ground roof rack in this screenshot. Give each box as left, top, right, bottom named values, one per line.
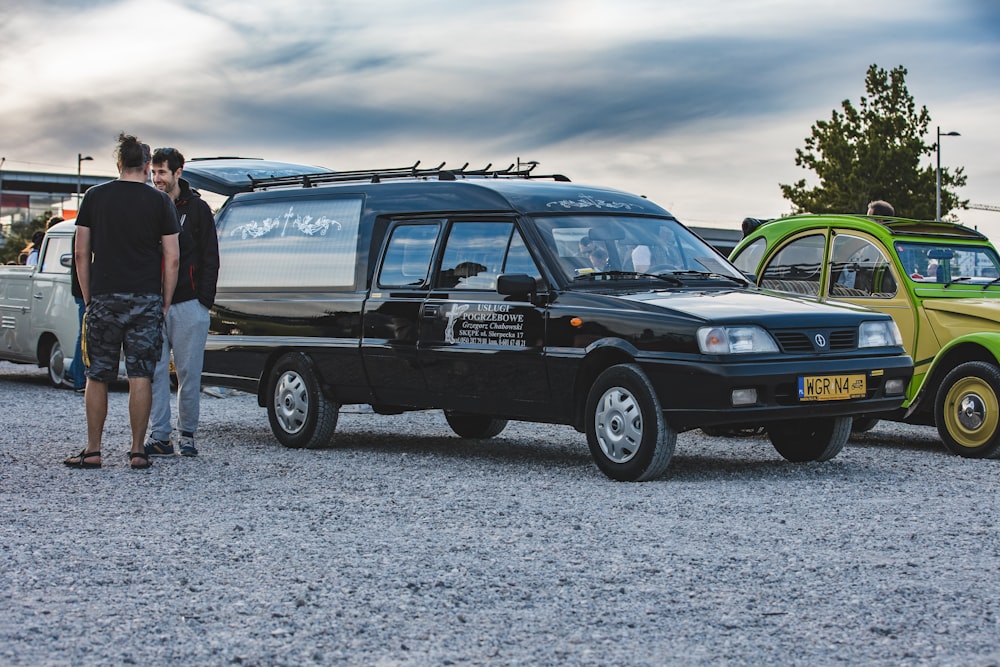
left=247, top=161, right=571, bottom=191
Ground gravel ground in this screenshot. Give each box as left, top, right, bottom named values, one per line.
left=2, top=360, right=999, bottom=667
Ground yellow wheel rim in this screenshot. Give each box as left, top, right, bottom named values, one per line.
left=942, top=376, right=1000, bottom=449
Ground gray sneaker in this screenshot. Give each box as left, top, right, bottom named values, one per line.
left=178, top=434, right=198, bottom=457
left=144, top=437, right=175, bottom=456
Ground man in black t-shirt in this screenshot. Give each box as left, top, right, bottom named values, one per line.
left=64, top=133, right=180, bottom=471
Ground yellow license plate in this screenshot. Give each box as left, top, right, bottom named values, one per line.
left=798, top=374, right=867, bottom=401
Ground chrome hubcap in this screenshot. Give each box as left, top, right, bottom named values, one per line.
left=274, top=371, right=308, bottom=434
left=594, top=387, right=642, bottom=464
left=957, top=392, right=987, bottom=431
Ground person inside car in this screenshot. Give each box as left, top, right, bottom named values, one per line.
left=579, top=235, right=610, bottom=270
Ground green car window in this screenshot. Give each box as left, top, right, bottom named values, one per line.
left=759, top=234, right=825, bottom=296
left=895, top=241, right=1000, bottom=284
left=830, top=234, right=896, bottom=298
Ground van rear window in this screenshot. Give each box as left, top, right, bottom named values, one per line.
left=217, top=197, right=363, bottom=289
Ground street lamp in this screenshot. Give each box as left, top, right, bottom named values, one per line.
left=76, top=153, right=93, bottom=208
left=936, top=126, right=960, bottom=221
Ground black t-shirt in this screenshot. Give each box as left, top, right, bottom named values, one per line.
left=76, top=180, right=181, bottom=296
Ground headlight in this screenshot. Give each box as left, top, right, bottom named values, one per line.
left=858, top=320, right=903, bottom=348
left=697, top=325, right=779, bottom=354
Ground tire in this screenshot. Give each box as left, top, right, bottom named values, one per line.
left=585, top=363, right=675, bottom=482
left=851, top=416, right=881, bottom=433
left=934, top=361, right=1000, bottom=458
left=266, top=353, right=339, bottom=449
left=47, top=339, right=67, bottom=387
left=767, top=416, right=851, bottom=462
left=444, top=411, right=508, bottom=439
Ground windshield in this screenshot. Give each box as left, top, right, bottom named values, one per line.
left=532, top=215, right=745, bottom=283
left=894, top=241, right=1000, bottom=285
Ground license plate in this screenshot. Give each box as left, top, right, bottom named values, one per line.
left=798, top=374, right=867, bottom=401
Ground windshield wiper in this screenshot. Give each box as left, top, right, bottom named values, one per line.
left=983, top=277, right=1000, bottom=290
left=574, top=270, right=683, bottom=286
left=661, top=270, right=748, bottom=286
left=944, top=276, right=971, bottom=289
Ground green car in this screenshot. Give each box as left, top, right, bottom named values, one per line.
left=731, top=214, right=1000, bottom=459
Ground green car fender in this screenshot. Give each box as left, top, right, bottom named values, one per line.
left=904, top=330, right=1000, bottom=413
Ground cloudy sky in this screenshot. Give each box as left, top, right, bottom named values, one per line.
left=3, top=0, right=999, bottom=236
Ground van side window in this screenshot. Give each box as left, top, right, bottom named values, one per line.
left=437, top=222, right=514, bottom=290
left=503, top=230, right=542, bottom=280
left=39, top=235, right=72, bottom=274
left=377, top=223, right=439, bottom=288
left=216, top=196, right=363, bottom=289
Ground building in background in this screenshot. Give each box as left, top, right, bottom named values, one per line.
left=0, top=169, right=110, bottom=245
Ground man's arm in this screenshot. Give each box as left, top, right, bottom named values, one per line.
left=74, top=226, right=92, bottom=306
left=196, top=200, right=220, bottom=308
left=161, top=232, right=180, bottom=311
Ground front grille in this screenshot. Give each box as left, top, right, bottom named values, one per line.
left=773, top=329, right=857, bottom=353
left=829, top=330, right=857, bottom=349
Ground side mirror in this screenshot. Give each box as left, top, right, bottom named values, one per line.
left=497, top=273, right=536, bottom=298
left=60, top=253, right=72, bottom=269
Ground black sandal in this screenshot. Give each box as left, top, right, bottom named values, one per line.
left=64, top=449, right=102, bottom=469
left=128, top=451, right=153, bottom=470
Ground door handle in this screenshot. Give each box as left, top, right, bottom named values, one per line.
left=421, top=304, right=441, bottom=318
left=32, top=292, right=44, bottom=300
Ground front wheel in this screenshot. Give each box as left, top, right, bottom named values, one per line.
left=585, top=364, right=675, bottom=482
left=934, top=361, right=1000, bottom=458
left=444, top=411, right=508, bottom=439
left=767, top=416, right=851, bottom=462
left=266, top=353, right=339, bottom=449
left=47, top=339, right=67, bottom=387
left=851, top=416, right=881, bottom=433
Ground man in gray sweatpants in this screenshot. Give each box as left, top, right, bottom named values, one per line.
left=145, top=147, right=220, bottom=457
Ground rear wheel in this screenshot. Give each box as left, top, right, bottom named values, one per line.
left=767, top=416, right=851, bottom=462
left=444, top=411, right=508, bottom=439
left=934, top=361, right=1000, bottom=458
left=266, top=353, right=339, bottom=449
left=585, top=363, right=675, bottom=481
left=47, top=339, right=67, bottom=387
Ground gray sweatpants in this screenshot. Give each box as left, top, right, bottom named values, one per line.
left=148, top=299, right=211, bottom=441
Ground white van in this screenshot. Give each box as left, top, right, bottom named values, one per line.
left=0, top=220, right=79, bottom=385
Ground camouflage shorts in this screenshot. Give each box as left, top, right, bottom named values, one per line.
left=83, top=293, right=164, bottom=382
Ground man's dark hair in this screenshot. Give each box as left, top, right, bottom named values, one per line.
left=152, top=147, right=185, bottom=173
left=116, top=132, right=151, bottom=169
left=867, top=200, right=895, bottom=217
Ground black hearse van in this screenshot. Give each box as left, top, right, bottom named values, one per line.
left=184, top=160, right=912, bottom=481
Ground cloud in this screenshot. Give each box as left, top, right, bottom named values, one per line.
left=1, top=0, right=998, bottom=236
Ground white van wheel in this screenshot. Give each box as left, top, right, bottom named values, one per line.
left=47, top=339, right=67, bottom=387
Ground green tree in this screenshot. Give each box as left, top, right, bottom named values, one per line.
left=780, top=64, right=967, bottom=219
left=0, top=212, right=52, bottom=265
